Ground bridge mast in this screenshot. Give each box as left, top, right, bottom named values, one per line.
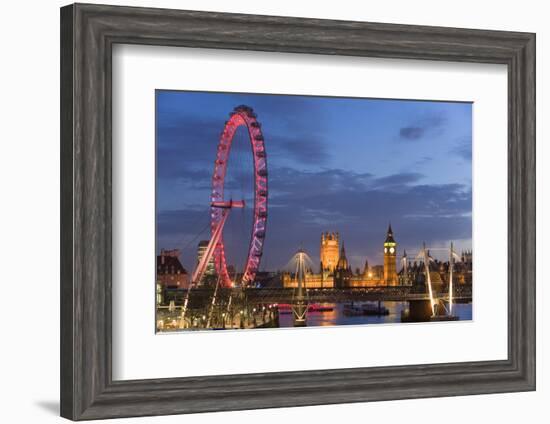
left=293, top=249, right=308, bottom=327
left=401, top=249, right=408, bottom=285
left=449, top=242, right=454, bottom=316
left=422, top=242, right=436, bottom=316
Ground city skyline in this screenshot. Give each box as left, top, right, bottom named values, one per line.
left=186, top=227, right=473, bottom=276
left=156, top=90, right=472, bottom=274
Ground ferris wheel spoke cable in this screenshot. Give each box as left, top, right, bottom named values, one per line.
left=211, top=105, right=268, bottom=288
left=177, top=219, right=211, bottom=253
left=181, top=106, right=273, bottom=326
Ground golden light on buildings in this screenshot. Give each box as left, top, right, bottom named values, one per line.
left=320, top=232, right=339, bottom=273
left=283, top=225, right=400, bottom=289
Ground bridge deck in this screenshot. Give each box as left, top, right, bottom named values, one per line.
left=163, top=286, right=472, bottom=305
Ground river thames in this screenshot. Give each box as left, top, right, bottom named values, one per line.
left=277, top=301, right=473, bottom=328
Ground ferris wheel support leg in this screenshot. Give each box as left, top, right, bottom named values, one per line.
left=180, top=211, right=229, bottom=327
left=191, top=210, right=229, bottom=284
left=206, top=276, right=221, bottom=328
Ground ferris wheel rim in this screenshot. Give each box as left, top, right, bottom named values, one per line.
left=210, top=105, right=268, bottom=287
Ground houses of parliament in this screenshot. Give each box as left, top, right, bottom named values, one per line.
left=283, top=225, right=472, bottom=289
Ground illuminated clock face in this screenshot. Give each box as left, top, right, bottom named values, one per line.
left=384, top=247, right=388, bottom=254
left=389, top=247, right=395, bottom=254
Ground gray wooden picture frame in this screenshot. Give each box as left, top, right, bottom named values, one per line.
left=60, top=3, right=536, bottom=421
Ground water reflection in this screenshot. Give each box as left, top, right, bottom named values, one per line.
left=278, top=302, right=472, bottom=328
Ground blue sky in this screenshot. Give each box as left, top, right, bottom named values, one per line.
left=156, top=90, right=472, bottom=273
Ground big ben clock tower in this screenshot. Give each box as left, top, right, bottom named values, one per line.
left=383, top=224, right=398, bottom=285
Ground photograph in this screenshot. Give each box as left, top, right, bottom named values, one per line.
left=0, top=0, right=534, bottom=421
left=155, top=90, right=473, bottom=332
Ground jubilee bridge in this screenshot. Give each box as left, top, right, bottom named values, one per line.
left=163, top=285, right=472, bottom=307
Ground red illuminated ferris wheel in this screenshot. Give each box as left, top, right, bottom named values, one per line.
left=210, top=105, right=268, bottom=287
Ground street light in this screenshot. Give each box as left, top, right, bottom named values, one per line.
left=239, top=310, right=244, bottom=329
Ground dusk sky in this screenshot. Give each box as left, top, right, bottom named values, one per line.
left=156, top=90, right=472, bottom=273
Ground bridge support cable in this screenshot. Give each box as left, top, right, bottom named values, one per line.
left=449, top=242, right=454, bottom=316
left=448, top=242, right=462, bottom=316
left=416, top=242, right=436, bottom=316
left=292, top=249, right=308, bottom=327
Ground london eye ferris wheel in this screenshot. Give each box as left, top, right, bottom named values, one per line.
left=209, top=105, right=268, bottom=287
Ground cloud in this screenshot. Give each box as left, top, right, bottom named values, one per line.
left=269, top=167, right=373, bottom=199
left=398, top=112, right=447, bottom=141
left=158, top=166, right=472, bottom=271
left=267, top=168, right=471, bottom=265
left=248, top=95, right=328, bottom=132
left=156, top=116, right=222, bottom=180
left=157, top=109, right=331, bottom=186
left=414, top=156, right=433, bottom=166
left=157, top=206, right=209, bottom=232
left=399, top=127, right=424, bottom=140
left=155, top=93, right=472, bottom=271
left=452, top=136, right=472, bottom=161
left=268, top=134, right=329, bottom=164
left=371, top=172, right=424, bottom=188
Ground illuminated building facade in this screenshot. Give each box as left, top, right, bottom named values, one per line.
left=282, top=271, right=334, bottom=289
left=283, top=228, right=400, bottom=288
left=282, top=226, right=471, bottom=290
left=383, top=224, right=398, bottom=285
left=399, top=250, right=473, bottom=288
left=156, top=249, right=189, bottom=288
left=320, top=232, right=339, bottom=274
left=334, top=244, right=353, bottom=288
left=197, top=240, right=216, bottom=283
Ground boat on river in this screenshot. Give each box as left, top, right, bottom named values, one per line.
left=343, top=302, right=389, bottom=317
left=277, top=303, right=334, bottom=314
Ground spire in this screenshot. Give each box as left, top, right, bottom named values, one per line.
left=337, top=241, right=349, bottom=269
left=363, top=257, right=370, bottom=276
left=385, top=222, right=396, bottom=243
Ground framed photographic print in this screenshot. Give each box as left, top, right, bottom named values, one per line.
left=60, top=3, right=535, bottom=420
left=154, top=90, right=473, bottom=333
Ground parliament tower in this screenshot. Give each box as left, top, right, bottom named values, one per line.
left=320, top=232, right=339, bottom=273
left=383, top=224, right=398, bottom=285
left=334, top=243, right=352, bottom=289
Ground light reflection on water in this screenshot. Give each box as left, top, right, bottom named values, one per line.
left=278, top=302, right=472, bottom=328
